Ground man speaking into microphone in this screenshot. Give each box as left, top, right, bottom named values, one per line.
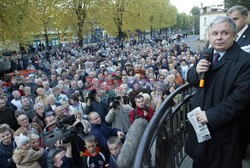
left=185, top=16, right=250, bottom=168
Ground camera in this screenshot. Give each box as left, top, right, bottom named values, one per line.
left=109, top=96, right=121, bottom=109
left=40, top=115, right=85, bottom=149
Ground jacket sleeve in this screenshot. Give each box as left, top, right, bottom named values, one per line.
left=92, top=131, right=109, bottom=152
left=85, top=104, right=93, bottom=114
left=0, top=150, right=13, bottom=168
left=105, top=109, right=115, bottom=123
left=147, top=108, right=155, bottom=121
left=186, top=63, right=200, bottom=87
left=130, top=110, right=135, bottom=124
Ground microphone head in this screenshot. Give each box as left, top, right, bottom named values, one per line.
left=201, top=49, right=212, bottom=61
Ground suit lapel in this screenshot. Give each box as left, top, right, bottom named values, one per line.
left=210, top=42, right=240, bottom=72
left=237, top=27, right=250, bottom=46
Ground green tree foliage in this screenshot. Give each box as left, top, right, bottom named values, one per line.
left=172, top=13, right=191, bottom=33
left=224, top=0, right=250, bottom=10
left=1, top=0, right=178, bottom=49
left=190, top=6, right=200, bottom=34
left=96, top=0, right=176, bottom=40
left=0, top=0, right=40, bottom=50
left=32, top=0, right=62, bottom=50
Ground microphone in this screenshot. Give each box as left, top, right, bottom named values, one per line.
left=199, top=50, right=212, bottom=88
left=117, top=118, right=148, bottom=168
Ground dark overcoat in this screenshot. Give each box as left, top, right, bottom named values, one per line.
left=185, top=42, right=250, bottom=168
left=237, top=26, right=250, bottom=157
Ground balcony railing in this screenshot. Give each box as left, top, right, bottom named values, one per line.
left=133, top=83, right=195, bottom=168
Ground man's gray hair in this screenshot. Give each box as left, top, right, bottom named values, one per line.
left=34, top=102, right=44, bottom=110
left=208, top=16, right=237, bottom=34
left=227, top=5, right=248, bottom=17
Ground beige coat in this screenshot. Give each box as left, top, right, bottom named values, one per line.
left=12, top=148, right=44, bottom=168
left=13, top=123, right=42, bottom=138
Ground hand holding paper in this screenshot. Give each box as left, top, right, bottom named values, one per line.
left=187, top=107, right=211, bottom=143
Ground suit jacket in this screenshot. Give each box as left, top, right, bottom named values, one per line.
left=237, top=25, right=250, bottom=47
left=185, top=42, right=250, bottom=168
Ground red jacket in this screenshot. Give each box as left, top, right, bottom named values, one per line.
left=130, top=106, right=154, bottom=124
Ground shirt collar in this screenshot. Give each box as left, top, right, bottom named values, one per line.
left=237, top=24, right=248, bottom=41
left=214, top=50, right=226, bottom=60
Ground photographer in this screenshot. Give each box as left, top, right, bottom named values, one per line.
left=42, top=115, right=85, bottom=168
left=47, top=141, right=72, bottom=168
left=85, top=90, right=109, bottom=124
left=105, top=96, right=133, bottom=133
left=69, top=93, right=87, bottom=119
left=130, top=94, right=155, bottom=124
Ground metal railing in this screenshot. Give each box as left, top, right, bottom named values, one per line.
left=133, top=83, right=195, bottom=168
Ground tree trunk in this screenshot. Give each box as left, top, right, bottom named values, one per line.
left=44, top=28, right=50, bottom=51
left=77, top=27, right=84, bottom=48
left=150, top=25, right=153, bottom=39
left=75, top=4, right=86, bottom=48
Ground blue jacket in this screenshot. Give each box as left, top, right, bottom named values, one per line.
left=90, top=123, right=120, bottom=152
left=0, top=141, right=16, bottom=168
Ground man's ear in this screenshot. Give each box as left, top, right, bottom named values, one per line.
left=233, top=33, right=238, bottom=40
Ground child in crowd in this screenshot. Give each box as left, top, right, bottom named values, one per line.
left=107, top=136, right=123, bottom=168
left=81, top=135, right=109, bottom=168
left=12, top=133, right=44, bottom=168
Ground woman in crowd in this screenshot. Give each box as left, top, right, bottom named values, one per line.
left=32, top=103, right=46, bottom=130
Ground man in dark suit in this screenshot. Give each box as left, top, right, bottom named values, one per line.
left=228, top=5, right=250, bottom=158
left=227, top=5, right=250, bottom=53
left=185, top=16, right=250, bottom=168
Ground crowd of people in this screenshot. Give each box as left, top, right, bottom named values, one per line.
left=0, top=30, right=200, bottom=167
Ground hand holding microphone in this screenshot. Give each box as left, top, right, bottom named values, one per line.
left=197, top=51, right=211, bottom=87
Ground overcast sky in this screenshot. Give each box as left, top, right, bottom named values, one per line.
left=170, top=0, right=224, bottom=14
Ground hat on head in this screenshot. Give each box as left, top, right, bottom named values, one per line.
left=14, top=133, right=30, bottom=148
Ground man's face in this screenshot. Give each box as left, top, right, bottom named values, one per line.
left=209, top=21, right=236, bottom=52
left=55, top=106, right=65, bottom=117
left=0, top=131, right=12, bottom=145
left=17, top=115, right=29, bottom=127
left=135, top=97, right=145, bottom=109
left=228, top=10, right=247, bottom=33
left=13, top=91, right=21, bottom=99
left=21, top=98, right=30, bottom=107
left=108, top=143, right=122, bottom=157
left=0, top=99, right=6, bottom=110
left=85, top=141, right=97, bottom=154
left=54, top=151, right=65, bottom=168
left=45, top=115, right=57, bottom=127
left=90, top=113, right=101, bottom=125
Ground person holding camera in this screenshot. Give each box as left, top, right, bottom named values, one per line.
left=85, top=90, right=109, bottom=124
left=105, top=96, right=133, bottom=133
left=130, top=94, right=155, bottom=124
left=47, top=141, right=72, bottom=168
